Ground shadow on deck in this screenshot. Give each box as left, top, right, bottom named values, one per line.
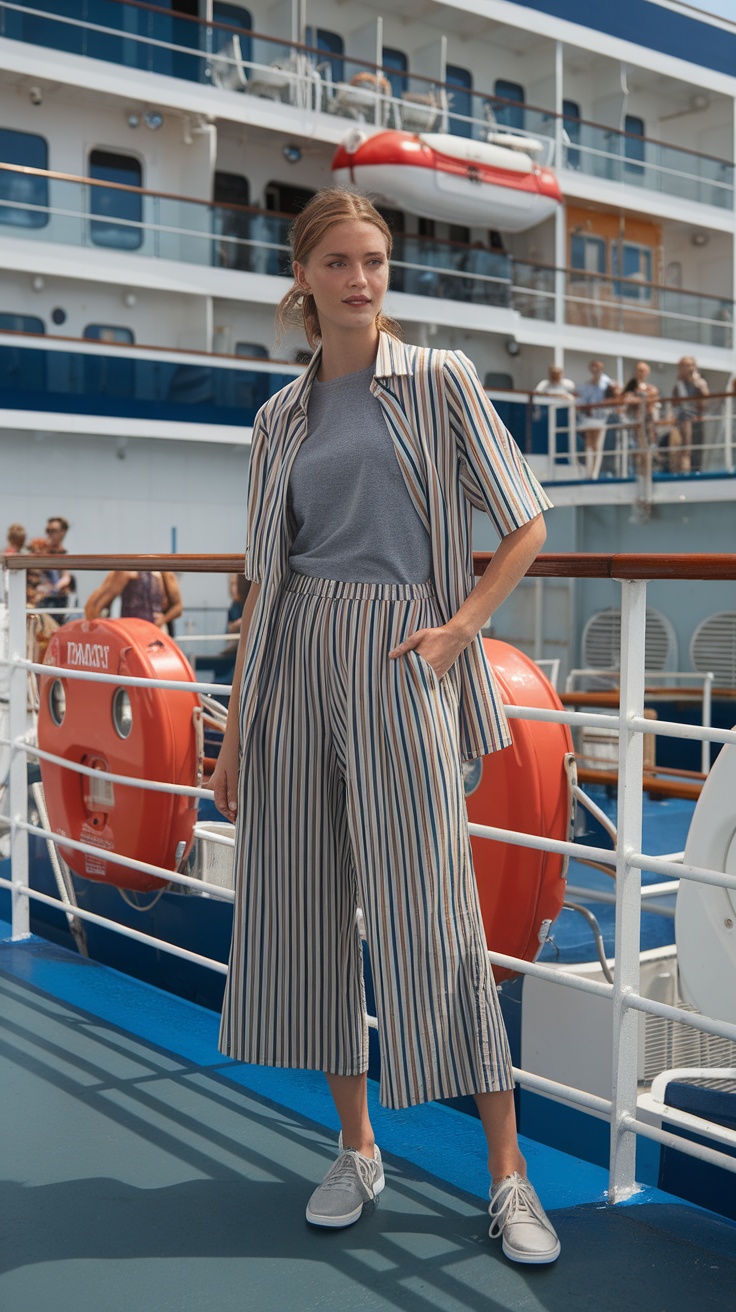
left=1, top=927, right=734, bottom=1312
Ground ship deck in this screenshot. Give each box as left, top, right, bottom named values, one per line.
left=1, top=923, right=734, bottom=1312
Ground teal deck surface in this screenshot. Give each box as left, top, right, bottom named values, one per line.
left=1, top=923, right=734, bottom=1312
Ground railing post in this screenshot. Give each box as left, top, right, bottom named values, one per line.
left=7, top=568, right=30, bottom=939
left=609, top=576, right=647, bottom=1201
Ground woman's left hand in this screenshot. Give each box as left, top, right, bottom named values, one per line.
left=388, top=624, right=469, bottom=681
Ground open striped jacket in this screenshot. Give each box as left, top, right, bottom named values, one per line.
left=240, top=331, right=552, bottom=762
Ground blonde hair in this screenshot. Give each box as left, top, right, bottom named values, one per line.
left=275, top=188, right=402, bottom=349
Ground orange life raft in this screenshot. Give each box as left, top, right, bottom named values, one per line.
left=465, top=640, right=573, bottom=983
left=37, top=618, right=201, bottom=891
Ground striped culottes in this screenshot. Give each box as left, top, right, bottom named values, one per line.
left=218, top=572, right=513, bottom=1109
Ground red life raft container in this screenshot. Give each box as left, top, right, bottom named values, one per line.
left=37, top=618, right=202, bottom=891
left=466, top=640, right=573, bottom=983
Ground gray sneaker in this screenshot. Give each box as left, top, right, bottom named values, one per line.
left=488, top=1172, right=561, bottom=1264
left=306, top=1145, right=385, bottom=1228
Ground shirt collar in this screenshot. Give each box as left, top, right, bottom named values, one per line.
left=293, top=331, right=410, bottom=415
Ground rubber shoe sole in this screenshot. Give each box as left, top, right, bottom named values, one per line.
left=306, top=1172, right=385, bottom=1228
left=501, top=1231, right=561, bottom=1265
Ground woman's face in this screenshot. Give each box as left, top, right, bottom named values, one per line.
left=293, top=219, right=389, bottom=338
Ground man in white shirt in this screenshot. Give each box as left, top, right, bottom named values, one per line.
left=534, top=364, right=575, bottom=397
left=576, top=359, right=612, bottom=480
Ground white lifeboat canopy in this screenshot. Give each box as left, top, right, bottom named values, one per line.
left=331, top=129, right=562, bottom=232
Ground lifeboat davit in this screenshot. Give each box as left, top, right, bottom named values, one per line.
left=332, top=129, right=562, bottom=232
left=37, top=618, right=202, bottom=891
left=466, top=640, right=573, bottom=983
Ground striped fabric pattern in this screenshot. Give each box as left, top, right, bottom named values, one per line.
left=219, top=573, right=514, bottom=1109
left=238, top=333, right=552, bottom=766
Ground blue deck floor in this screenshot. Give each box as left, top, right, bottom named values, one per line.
left=1, top=922, right=734, bottom=1312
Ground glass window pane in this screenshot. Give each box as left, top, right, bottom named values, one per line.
left=0, top=313, right=45, bottom=334
left=382, top=48, right=408, bottom=100
left=624, top=114, right=645, bottom=174
left=235, top=342, right=269, bottom=357
left=306, top=26, right=344, bottom=83
left=0, top=128, right=49, bottom=228
left=89, top=149, right=143, bottom=249
left=493, top=79, right=524, bottom=131
left=213, top=3, right=252, bottom=62
left=447, top=64, right=472, bottom=138
left=83, top=324, right=135, bottom=343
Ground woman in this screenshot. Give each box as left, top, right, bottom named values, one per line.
left=84, top=569, right=182, bottom=628
left=211, top=189, right=559, bottom=1265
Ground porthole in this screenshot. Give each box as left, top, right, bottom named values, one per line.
left=48, top=679, right=66, bottom=727
left=112, top=688, right=133, bottom=739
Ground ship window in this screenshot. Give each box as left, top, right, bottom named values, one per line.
left=306, top=27, right=344, bottom=84
left=382, top=48, right=408, bottom=101
left=624, top=115, right=645, bottom=174
left=484, top=371, right=515, bottom=390
left=562, top=98, right=581, bottom=169
left=447, top=64, right=473, bottom=138
left=0, top=313, right=45, bottom=334
left=213, top=3, right=253, bottom=63
left=0, top=128, right=48, bottom=228
left=613, top=242, right=652, bottom=300
left=83, top=325, right=135, bottom=343
left=88, top=149, right=143, bottom=250
left=235, top=342, right=269, bottom=357
left=493, top=79, right=525, bottom=132
left=570, top=234, right=606, bottom=275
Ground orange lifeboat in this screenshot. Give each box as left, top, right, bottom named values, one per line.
left=37, top=618, right=201, bottom=891
left=465, top=640, right=573, bottom=983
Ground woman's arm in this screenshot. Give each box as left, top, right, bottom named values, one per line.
left=210, top=581, right=261, bottom=819
left=389, top=515, right=547, bottom=679
left=159, top=572, right=183, bottom=627
left=84, top=571, right=130, bottom=620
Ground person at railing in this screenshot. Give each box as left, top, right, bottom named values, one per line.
left=2, top=522, right=27, bottom=554
left=211, top=187, right=560, bottom=1265
left=35, top=516, right=75, bottom=614
left=575, top=359, right=612, bottom=480
left=603, top=381, right=627, bottom=477
left=624, top=362, right=661, bottom=474
left=534, top=364, right=575, bottom=397
left=84, top=570, right=182, bottom=630
left=673, top=356, right=710, bottom=474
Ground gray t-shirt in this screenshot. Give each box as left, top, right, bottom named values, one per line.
left=287, top=363, right=432, bottom=584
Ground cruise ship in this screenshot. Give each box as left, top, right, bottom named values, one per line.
left=1, top=3, right=735, bottom=1306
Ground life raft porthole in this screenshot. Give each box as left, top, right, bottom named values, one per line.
left=112, top=687, right=133, bottom=740
left=48, top=679, right=66, bottom=727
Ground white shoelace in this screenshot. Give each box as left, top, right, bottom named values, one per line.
left=322, top=1150, right=377, bottom=1201
left=488, top=1174, right=549, bottom=1238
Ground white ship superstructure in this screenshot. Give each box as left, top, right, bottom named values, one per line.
left=0, top=0, right=735, bottom=673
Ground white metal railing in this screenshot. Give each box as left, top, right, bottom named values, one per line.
left=547, top=393, right=736, bottom=484
left=3, top=557, right=736, bottom=1202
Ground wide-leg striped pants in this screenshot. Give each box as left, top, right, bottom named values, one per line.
left=218, top=572, right=513, bottom=1109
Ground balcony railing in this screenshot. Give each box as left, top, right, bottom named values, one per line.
left=1, top=164, right=733, bottom=346
left=0, top=1, right=732, bottom=210
left=537, top=390, right=736, bottom=483
left=513, top=263, right=733, bottom=351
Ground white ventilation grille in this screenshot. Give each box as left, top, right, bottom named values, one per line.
left=643, top=1001, right=736, bottom=1086
left=582, top=607, right=677, bottom=672
left=691, top=612, right=736, bottom=687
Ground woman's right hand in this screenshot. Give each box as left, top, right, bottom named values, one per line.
left=210, top=734, right=241, bottom=821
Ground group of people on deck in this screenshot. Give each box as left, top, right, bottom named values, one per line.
left=535, top=355, right=711, bottom=479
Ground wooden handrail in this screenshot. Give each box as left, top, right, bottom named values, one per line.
left=5, top=553, right=736, bottom=580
